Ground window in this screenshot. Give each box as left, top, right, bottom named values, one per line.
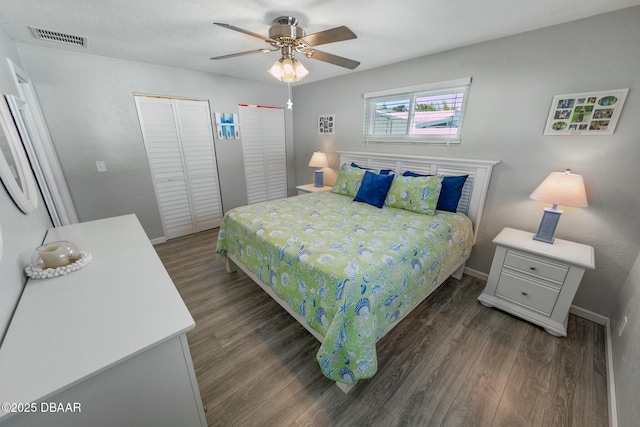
left=363, top=77, right=472, bottom=144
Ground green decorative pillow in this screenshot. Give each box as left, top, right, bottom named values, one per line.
left=385, top=175, right=443, bottom=215
left=332, top=164, right=367, bottom=196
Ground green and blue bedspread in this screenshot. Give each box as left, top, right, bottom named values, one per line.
left=216, top=191, right=473, bottom=384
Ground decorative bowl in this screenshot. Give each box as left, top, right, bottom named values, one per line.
left=32, top=241, right=80, bottom=269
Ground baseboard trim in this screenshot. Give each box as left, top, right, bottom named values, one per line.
left=463, top=266, right=488, bottom=281
left=570, top=306, right=617, bottom=427
left=604, top=317, right=618, bottom=427
left=569, top=305, right=607, bottom=325
left=150, top=237, right=167, bottom=245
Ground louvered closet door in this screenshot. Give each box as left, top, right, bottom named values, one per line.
left=135, top=96, right=222, bottom=240
left=238, top=106, right=267, bottom=204
left=262, top=108, right=287, bottom=200
left=239, top=105, right=287, bottom=204
left=135, top=96, right=195, bottom=239
left=174, top=100, right=222, bottom=231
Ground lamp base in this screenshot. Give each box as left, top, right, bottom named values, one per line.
left=314, top=170, right=324, bottom=187
left=533, top=208, right=563, bottom=244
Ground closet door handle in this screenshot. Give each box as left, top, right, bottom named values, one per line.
left=521, top=290, right=528, bottom=296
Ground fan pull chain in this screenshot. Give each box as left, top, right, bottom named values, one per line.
left=286, top=83, right=293, bottom=110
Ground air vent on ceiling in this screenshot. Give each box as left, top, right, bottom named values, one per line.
left=29, top=27, right=86, bottom=47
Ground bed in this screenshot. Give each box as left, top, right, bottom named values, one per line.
left=216, top=151, right=498, bottom=392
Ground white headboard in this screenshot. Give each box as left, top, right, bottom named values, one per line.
left=338, top=151, right=499, bottom=244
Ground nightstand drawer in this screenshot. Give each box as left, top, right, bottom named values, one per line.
left=504, top=250, right=568, bottom=284
left=495, top=270, right=560, bottom=316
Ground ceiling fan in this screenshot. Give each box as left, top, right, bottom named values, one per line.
left=211, top=16, right=360, bottom=82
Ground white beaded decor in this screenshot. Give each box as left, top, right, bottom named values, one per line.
left=25, top=252, right=92, bottom=279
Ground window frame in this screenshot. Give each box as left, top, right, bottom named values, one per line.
left=362, top=77, right=472, bottom=145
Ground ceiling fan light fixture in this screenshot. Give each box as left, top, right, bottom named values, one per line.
left=213, top=16, right=360, bottom=80
left=294, top=60, right=309, bottom=79
left=268, top=60, right=284, bottom=80
left=268, top=57, right=309, bottom=83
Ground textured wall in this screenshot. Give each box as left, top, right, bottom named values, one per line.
left=611, top=252, right=640, bottom=426
left=18, top=45, right=295, bottom=240
left=0, top=28, right=52, bottom=340
left=291, top=7, right=640, bottom=317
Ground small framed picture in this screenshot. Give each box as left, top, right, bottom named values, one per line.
left=214, top=113, right=240, bottom=140
left=543, top=88, right=628, bottom=136
left=318, top=114, right=335, bottom=135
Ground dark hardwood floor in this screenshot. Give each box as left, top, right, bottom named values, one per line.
left=155, top=229, right=608, bottom=427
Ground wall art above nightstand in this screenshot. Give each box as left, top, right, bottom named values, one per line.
left=543, top=88, right=628, bottom=136
left=318, top=114, right=335, bottom=134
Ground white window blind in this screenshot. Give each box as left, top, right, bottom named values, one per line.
left=363, top=77, right=472, bottom=145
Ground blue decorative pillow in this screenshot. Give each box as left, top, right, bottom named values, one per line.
left=351, top=162, right=394, bottom=176
left=403, top=171, right=468, bottom=212
left=353, top=171, right=394, bottom=208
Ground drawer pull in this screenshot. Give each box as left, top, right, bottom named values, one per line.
left=529, top=266, right=536, bottom=270
left=521, top=290, right=528, bottom=295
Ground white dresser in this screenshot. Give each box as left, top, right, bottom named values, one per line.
left=478, top=227, right=595, bottom=337
left=0, top=215, right=206, bottom=427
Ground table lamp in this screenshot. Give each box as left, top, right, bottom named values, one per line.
left=529, top=169, right=588, bottom=243
left=308, top=151, right=328, bottom=187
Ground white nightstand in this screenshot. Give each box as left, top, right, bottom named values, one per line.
left=478, top=227, right=595, bottom=337
left=296, top=183, right=333, bottom=195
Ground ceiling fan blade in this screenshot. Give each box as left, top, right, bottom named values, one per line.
left=210, top=49, right=277, bottom=60
left=301, top=26, right=356, bottom=47
left=307, top=50, right=360, bottom=69
left=213, top=22, right=274, bottom=43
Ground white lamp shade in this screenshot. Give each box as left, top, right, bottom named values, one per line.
left=529, top=169, right=588, bottom=208
left=308, top=151, right=329, bottom=168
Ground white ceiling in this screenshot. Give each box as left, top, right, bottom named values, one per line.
left=1, top=0, right=638, bottom=85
